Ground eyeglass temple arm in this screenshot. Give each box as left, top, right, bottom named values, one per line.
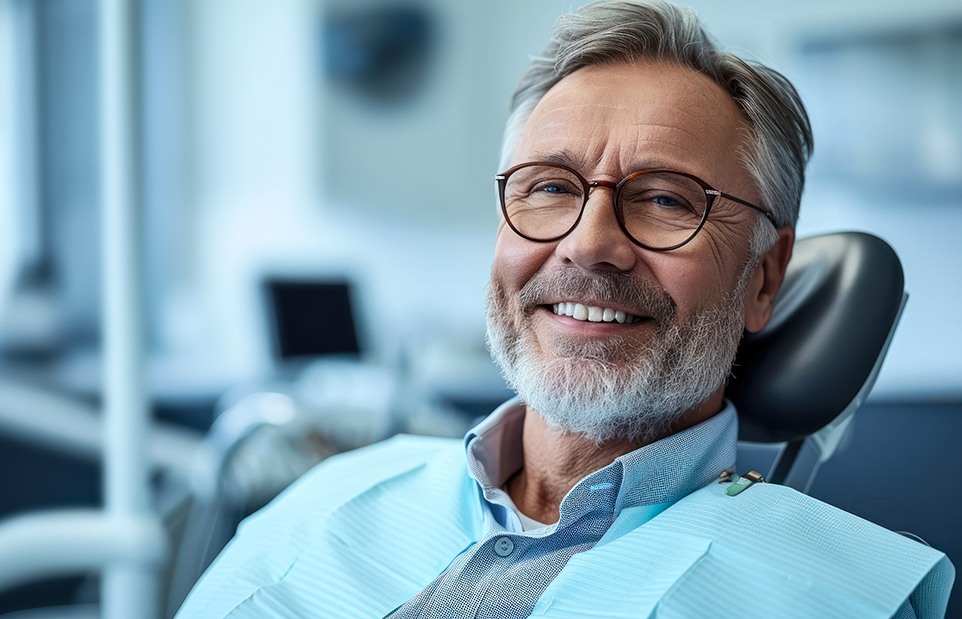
left=709, top=189, right=778, bottom=226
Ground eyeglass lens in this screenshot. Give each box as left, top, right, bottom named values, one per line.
left=502, top=164, right=708, bottom=249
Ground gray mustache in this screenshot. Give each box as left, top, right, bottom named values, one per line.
left=518, top=268, right=676, bottom=323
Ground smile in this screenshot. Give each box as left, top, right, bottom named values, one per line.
left=551, top=302, right=645, bottom=324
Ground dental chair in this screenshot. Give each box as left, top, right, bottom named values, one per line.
left=0, top=231, right=908, bottom=617
left=727, top=230, right=906, bottom=493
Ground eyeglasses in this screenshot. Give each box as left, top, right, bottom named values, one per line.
left=495, top=162, right=775, bottom=251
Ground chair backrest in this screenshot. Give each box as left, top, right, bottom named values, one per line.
left=726, top=231, right=906, bottom=491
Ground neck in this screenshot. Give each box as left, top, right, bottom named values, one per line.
left=506, top=391, right=724, bottom=524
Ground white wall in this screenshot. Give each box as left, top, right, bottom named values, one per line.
left=182, top=0, right=324, bottom=375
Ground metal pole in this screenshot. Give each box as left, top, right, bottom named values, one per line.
left=100, top=0, right=161, bottom=616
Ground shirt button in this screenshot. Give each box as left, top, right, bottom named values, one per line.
left=494, top=536, right=515, bottom=558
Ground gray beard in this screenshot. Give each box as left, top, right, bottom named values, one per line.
left=485, top=266, right=751, bottom=444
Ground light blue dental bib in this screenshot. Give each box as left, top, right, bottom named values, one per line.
left=178, top=435, right=954, bottom=619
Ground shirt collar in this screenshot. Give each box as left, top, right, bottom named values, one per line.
left=464, top=397, right=527, bottom=488
left=611, top=402, right=737, bottom=510
left=464, top=397, right=737, bottom=520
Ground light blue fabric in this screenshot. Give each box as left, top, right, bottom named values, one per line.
left=530, top=481, right=953, bottom=618
left=177, top=432, right=954, bottom=618
left=176, top=435, right=480, bottom=618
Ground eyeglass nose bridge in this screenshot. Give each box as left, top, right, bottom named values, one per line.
left=564, top=178, right=634, bottom=246
left=580, top=178, right=624, bottom=222
left=581, top=179, right=621, bottom=215
left=586, top=179, right=619, bottom=193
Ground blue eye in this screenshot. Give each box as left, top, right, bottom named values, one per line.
left=652, top=196, right=681, bottom=207
left=532, top=180, right=579, bottom=197
left=537, top=183, right=570, bottom=194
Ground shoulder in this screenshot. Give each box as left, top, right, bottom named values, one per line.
left=660, top=480, right=948, bottom=574
left=176, top=434, right=467, bottom=618
left=298, top=433, right=460, bottom=483
left=247, top=433, right=462, bottom=525
left=536, top=482, right=951, bottom=618
left=655, top=482, right=954, bottom=618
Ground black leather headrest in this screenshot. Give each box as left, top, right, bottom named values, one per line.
left=727, top=232, right=905, bottom=443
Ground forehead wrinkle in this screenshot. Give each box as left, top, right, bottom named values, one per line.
left=525, top=143, right=701, bottom=179
left=522, top=123, right=611, bottom=166
left=524, top=122, right=717, bottom=177
left=628, top=121, right=701, bottom=141
left=539, top=101, right=627, bottom=113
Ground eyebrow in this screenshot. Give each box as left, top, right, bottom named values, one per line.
left=530, top=151, right=582, bottom=169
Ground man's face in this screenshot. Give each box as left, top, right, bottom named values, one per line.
left=487, top=61, right=781, bottom=443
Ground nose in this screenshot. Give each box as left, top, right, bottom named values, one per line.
left=555, top=185, right=638, bottom=272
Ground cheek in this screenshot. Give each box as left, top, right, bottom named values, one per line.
left=643, top=250, right=735, bottom=319
left=491, top=228, right=556, bottom=295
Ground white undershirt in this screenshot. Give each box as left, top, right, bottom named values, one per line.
left=499, top=486, right=551, bottom=531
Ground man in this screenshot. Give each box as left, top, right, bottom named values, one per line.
left=178, top=2, right=953, bottom=617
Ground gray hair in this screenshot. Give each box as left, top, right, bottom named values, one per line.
left=500, top=0, right=813, bottom=230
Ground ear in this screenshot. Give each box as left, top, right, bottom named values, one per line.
left=744, top=226, right=794, bottom=333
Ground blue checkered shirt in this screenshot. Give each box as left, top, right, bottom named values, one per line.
left=388, top=398, right=738, bottom=618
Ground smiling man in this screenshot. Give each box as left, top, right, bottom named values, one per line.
left=483, top=58, right=792, bottom=527
left=178, top=2, right=952, bottom=618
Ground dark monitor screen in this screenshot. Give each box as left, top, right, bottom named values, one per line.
left=265, top=278, right=361, bottom=360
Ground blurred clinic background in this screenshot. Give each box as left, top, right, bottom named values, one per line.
left=0, top=0, right=961, bottom=617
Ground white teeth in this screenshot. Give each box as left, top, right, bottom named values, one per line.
left=551, top=303, right=642, bottom=324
